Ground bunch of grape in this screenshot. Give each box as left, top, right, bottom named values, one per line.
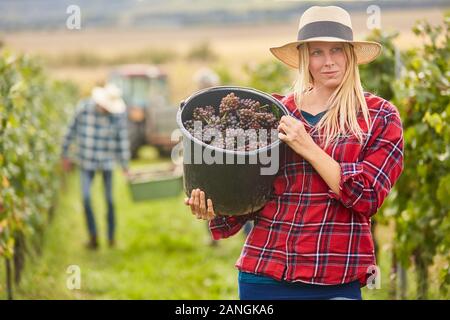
left=219, top=92, right=240, bottom=116
left=239, top=98, right=260, bottom=112
left=193, top=106, right=215, bottom=123
left=224, top=114, right=239, bottom=129
left=237, top=109, right=255, bottom=130
left=183, top=119, right=195, bottom=131
left=255, top=112, right=278, bottom=129
left=183, top=92, right=280, bottom=151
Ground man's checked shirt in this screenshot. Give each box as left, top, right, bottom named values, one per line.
left=209, top=92, right=404, bottom=287
left=62, top=99, right=130, bottom=171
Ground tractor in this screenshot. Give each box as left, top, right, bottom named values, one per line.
left=108, top=64, right=178, bottom=158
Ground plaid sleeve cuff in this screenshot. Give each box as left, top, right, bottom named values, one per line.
left=120, top=160, right=129, bottom=170
left=328, top=162, right=364, bottom=207
left=209, top=211, right=257, bottom=240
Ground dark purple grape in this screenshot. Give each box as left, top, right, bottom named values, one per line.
left=239, top=98, right=260, bottom=112
left=193, top=105, right=215, bottom=124
left=183, top=92, right=280, bottom=151
left=219, top=93, right=240, bottom=117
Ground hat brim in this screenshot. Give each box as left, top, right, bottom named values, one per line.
left=92, top=87, right=126, bottom=114
left=269, top=38, right=382, bottom=69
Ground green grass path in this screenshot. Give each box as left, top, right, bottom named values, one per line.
left=2, top=148, right=430, bottom=300
left=6, top=156, right=249, bottom=299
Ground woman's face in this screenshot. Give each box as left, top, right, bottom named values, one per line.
left=307, top=41, right=347, bottom=91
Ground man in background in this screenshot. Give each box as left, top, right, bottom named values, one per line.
left=61, top=84, right=130, bottom=249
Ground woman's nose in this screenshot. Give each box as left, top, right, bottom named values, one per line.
left=324, top=53, right=335, bottom=67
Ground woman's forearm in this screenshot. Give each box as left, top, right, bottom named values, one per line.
left=303, top=144, right=341, bottom=196
left=277, top=115, right=341, bottom=195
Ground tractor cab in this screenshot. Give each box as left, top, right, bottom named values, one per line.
left=107, top=64, right=177, bottom=158
left=108, top=64, right=169, bottom=123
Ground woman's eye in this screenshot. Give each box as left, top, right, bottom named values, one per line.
left=311, top=50, right=321, bottom=56
left=332, top=47, right=343, bottom=53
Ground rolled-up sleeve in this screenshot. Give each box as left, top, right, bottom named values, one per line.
left=209, top=211, right=258, bottom=240
left=328, top=108, right=404, bottom=219
left=62, top=102, right=85, bottom=158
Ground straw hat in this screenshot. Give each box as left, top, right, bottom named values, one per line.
left=92, top=84, right=126, bottom=114
left=194, top=67, right=220, bottom=89
left=270, top=6, right=382, bottom=68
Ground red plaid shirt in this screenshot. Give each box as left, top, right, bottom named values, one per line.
left=209, top=92, right=404, bottom=286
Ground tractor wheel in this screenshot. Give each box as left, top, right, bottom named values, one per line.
left=157, top=146, right=172, bottom=158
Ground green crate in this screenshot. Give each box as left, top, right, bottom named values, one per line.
left=128, top=166, right=183, bottom=202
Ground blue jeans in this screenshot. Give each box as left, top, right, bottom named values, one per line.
left=238, top=271, right=362, bottom=300
left=81, top=169, right=115, bottom=241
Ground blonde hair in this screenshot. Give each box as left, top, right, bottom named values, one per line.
left=293, top=43, right=372, bottom=149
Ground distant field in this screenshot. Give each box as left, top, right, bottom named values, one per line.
left=1, top=8, right=447, bottom=100
left=4, top=8, right=445, bottom=54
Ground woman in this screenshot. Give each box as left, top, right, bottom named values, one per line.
left=184, top=6, right=404, bottom=300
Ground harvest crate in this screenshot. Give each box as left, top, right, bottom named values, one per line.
left=128, top=165, right=183, bottom=201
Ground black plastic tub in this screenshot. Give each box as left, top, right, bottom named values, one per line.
left=176, top=86, right=289, bottom=216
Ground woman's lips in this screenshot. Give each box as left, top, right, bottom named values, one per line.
left=322, top=71, right=338, bottom=75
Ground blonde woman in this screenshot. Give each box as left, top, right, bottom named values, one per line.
left=185, top=6, right=404, bottom=300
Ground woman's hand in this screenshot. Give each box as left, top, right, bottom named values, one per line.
left=184, top=188, right=216, bottom=220
left=277, top=115, right=318, bottom=161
